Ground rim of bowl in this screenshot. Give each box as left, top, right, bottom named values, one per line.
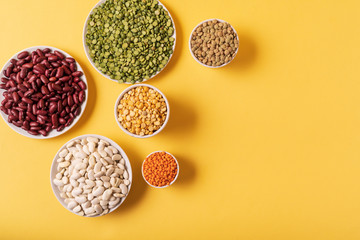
left=50, top=134, right=132, bottom=217
left=114, top=83, right=170, bottom=138
left=141, top=151, right=179, bottom=188
left=0, top=46, right=88, bottom=139
left=82, top=0, right=177, bottom=84
left=189, top=18, right=239, bottom=68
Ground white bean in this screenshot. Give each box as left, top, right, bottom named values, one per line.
left=93, top=186, right=105, bottom=197
left=75, top=196, right=87, bottom=204
left=102, top=189, right=113, bottom=201
left=59, top=149, right=68, bottom=158
left=120, top=184, right=128, bottom=194
left=73, top=205, right=81, bottom=213
left=87, top=137, right=99, bottom=143
left=112, top=154, right=122, bottom=161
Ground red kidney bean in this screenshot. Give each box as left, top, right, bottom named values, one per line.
left=31, top=81, right=38, bottom=91
left=62, top=98, right=67, bottom=107
left=28, top=130, right=39, bottom=135
left=36, top=49, right=44, bottom=57
left=28, top=75, right=37, bottom=83
left=5, top=66, right=13, bottom=77
left=73, top=93, right=79, bottom=104
left=59, top=118, right=66, bottom=125
left=40, top=75, right=49, bottom=84
left=2, top=48, right=85, bottom=136
left=52, top=84, right=61, bottom=91
left=30, top=126, right=41, bottom=131
left=38, top=99, right=45, bottom=109
left=70, top=104, right=78, bottom=113
left=22, top=63, right=33, bottom=69
left=67, top=95, right=74, bottom=107
left=65, top=57, right=75, bottom=63
left=22, top=120, right=30, bottom=130
left=72, top=82, right=81, bottom=91
left=20, top=68, right=28, bottom=79
left=48, top=55, right=58, bottom=62
left=61, top=60, right=70, bottom=67
left=57, top=125, right=65, bottom=132
left=43, top=48, right=51, bottom=53
left=49, top=104, right=57, bottom=113
left=15, top=73, right=22, bottom=84
left=65, top=117, right=74, bottom=127
left=8, top=87, right=18, bottom=93
left=51, top=62, right=61, bottom=68
left=12, top=92, right=20, bottom=103
left=37, top=110, right=47, bottom=116
left=79, top=90, right=85, bottom=103
left=32, top=104, right=37, bottom=115
left=32, top=55, right=38, bottom=65
left=30, top=121, right=39, bottom=127
left=22, top=97, right=33, bottom=104
left=17, top=51, right=29, bottom=59
left=24, top=89, right=34, bottom=97
left=41, top=85, right=49, bottom=95
left=16, top=59, right=26, bottom=66
left=24, top=55, right=32, bottom=62
left=78, top=80, right=86, bottom=90
left=69, top=63, right=77, bottom=72
left=60, top=109, right=66, bottom=117
left=62, top=65, right=72, bottom=75
left=63, top=86, right=72, bottom=93
left=36, top=56, right=46, bottom=64
left=12, top=121, right=22, bottom=127
left=37, top=116, right=45, bottom=125
left=54, top=51, right=65, bottom=59
left=18, top=84, right=27, bottom=92
left=51, top=114, right=58, bottom=128
left=33, top=64, right=46, bottom=74
left=72, top=71, right=83, bottom=77
left=27, top=112, right=36, bottom=121
left=45, top=125, right=51, bottom=132
left=1, top=106, right=8, bottom=114
left=59, top=76, right=70, bottom=82
left=38, top=129, right=48, bottom=136
left=57, top=100, right=63, bottom=112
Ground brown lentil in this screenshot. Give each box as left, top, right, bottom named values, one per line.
left=117, top=86, right=167, bottom=136
left=190, top=19, right=239, bottom=67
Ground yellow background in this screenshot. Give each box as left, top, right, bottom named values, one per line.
left=0, top=0, right=360, bottom=239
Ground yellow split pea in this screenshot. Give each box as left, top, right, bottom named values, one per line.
left=117, top=86, right=167, bottom=136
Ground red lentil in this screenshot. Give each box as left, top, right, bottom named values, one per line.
left=143, top=151, right=178, bottom=187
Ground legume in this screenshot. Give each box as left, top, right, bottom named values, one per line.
left=117, top=86, right=167, bottom=136
left=85, top=0, right=175, bottom=83
left=53, top=136, right=131, bottom=217
left=190, top=19, right=239, bottom=67
left=0, top=48, right=86, bottom=136
left=143, top=151, right=178, bottom=187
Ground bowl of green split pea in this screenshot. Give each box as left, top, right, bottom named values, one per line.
left=83, top=0, right=176, bottom=84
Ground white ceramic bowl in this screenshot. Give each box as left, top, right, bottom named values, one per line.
left=142, top=151, right=179, bottom=188
left=189, top=19, right=239, bottom=68
left=114, top=84, right=170, bottom=138
left=0, top=46, right=88, bottom=139
left=83, top=0, right=177, bottom=84
left=50, top=134, right=132, bottom=217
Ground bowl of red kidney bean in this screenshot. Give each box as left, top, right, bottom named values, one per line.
left=0, top=46, right=88, bottom=139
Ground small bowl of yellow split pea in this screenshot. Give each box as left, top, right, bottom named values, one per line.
left=114, top=84, right=170, bottom=138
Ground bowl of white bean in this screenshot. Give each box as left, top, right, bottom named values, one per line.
left=50, top=134, right=132, bottom=217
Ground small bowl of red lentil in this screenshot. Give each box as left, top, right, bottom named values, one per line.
left=142, top=151, right=179, bottom=188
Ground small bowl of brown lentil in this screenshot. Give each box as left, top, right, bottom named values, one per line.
left=114, top=84, right=169, bottom=138
left=142, top=151, right=179, bottom=188
left=189, top=19, right=239, bottom=68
